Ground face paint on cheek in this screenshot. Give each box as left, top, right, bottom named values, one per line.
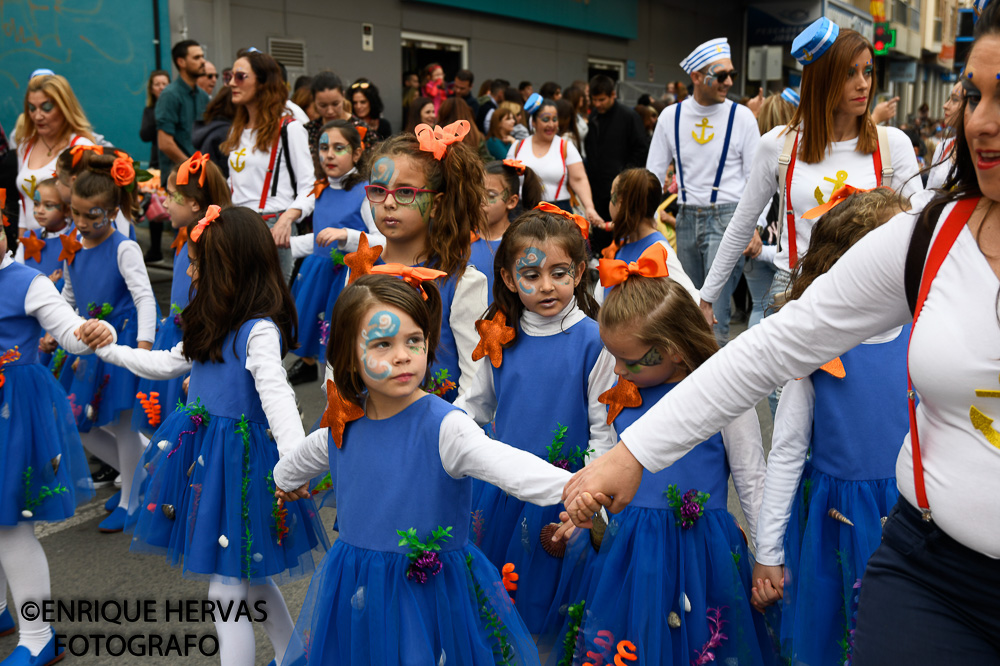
left=415, top=192, right=433, bottom=225
left=318, top=134, right=331, bottom=151
left=371, top=157, right=396, bottom=186
left=408, top=343, right=426, bottom=355
left=514, top=246, right=547, bottom=295
left=333, top=144, right=351, bottom=157
left=89, top=207, right=108, bottom=231
left=625, top=362, right=642, bottom=374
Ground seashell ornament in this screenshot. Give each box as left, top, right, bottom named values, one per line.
left=160, top=504, right=176, bottom=520
left=681, top=592, right=691, bottom=613
left=828, top=508, right=855, bottom=527
left=668, top=612, right=681, bottom=629
left=157, top=440, right=170, bottom=451
left=218, top=535, right=229, bottom=548
left=590, top=510, right=608, bottom=552
left=51, top=454, right=62, bottom=475
left=880, top=516, right=888, bottom=528
left=539, top=523, right=566, bottom=558
left=85, top=405, right=95, bottom=421
left=21, top=510, right=33, bottom=519
left=187, top=462, right=196, bottom=477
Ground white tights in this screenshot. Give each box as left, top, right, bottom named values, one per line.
left=207, top=576, right=294, bottom=666
left=79, top=410, right=146, bottom=510
left=0, top=524, right=53, bottom=655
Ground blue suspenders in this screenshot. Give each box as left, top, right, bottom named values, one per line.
left=674, top=100, right=739, bottom=205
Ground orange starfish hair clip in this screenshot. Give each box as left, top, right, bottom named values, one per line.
left=345, top=233, right=383, bottom=285
left=471, top=311, right=516, bottom=368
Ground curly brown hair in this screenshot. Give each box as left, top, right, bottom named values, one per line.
left=221, top=52, right=290, bottom=154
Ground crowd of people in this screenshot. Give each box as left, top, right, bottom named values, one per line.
left=0, top=5, right=997, bottom=666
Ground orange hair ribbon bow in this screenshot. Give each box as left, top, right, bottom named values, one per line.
left=502, top=158, right=526, bottom=175
left=415, top=120, right=470, bottom=160
left=70, top=144, right=103, bottom=167
left=189, top=204, right=221, bottom=242
left=356, top=125, right=368, bottom=151
left=370, top=263, right=447, bottom=299
left=176, top=151, right=211, bottom=188
left=597, top=242, right=670, bottom=287
left=802, top=184, right=876, bottom=220
left=534, top=202, right=589, bottom=240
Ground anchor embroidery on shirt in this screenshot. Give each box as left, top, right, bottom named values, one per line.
left=230, top=148, right=247, bottom=173
left=971, top=374, right=1000, bottom=449
left=21, top=175, right=39, bottom=200
left=813, top=170, right=849, bottom=205
left=692, top=118, right=714, bottom=144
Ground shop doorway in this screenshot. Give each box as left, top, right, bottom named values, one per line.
left=587, top=58, right=625, bottom=83
left=401, top=32, right=469, bottom=85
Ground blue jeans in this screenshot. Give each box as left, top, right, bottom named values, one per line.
left=743, top=257, right=777, bottom=328
left=763, top=268, right=791, bottom=417
left=675, top=202, right=743, bottom=345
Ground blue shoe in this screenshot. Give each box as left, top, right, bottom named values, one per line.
left=98, top=506, right=126, bottom=533
left=0, top=629, right=64, bottom=665
left=104, top=491, right=121, bottom=513
left=0, top=608, right=13, bottom=637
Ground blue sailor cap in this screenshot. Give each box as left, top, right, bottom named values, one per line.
left=781, top=87, right=801, bottom=106
left=524, top=93, right=543, bottom=115
left=679, top=38, right=731, bottom=75
left=791, top=17, right=840, bottom=66
left=974, top=0, right=992, bottom=22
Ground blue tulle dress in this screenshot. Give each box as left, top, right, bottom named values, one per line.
left=779, top=329, right=909, bottom=666
left=471, top=316, right=605, bottom=634
left=132, top=240, right=192, bottom=433
left=469, top=235, right=501, bottom=304
left=603, top=232, right=668, bottom=300
left=0, top=261, right=94, bottom=525
left=291, top=184, right=368, bottom=360
left=22, top=226, right=71, bottom=366
left=127, top=318, right=328, bottom=584
left=283, top=395, right=539, bottom=665
left=548, top=381, right=776, bottom=666
left=55, top=230, right=143, bottom=431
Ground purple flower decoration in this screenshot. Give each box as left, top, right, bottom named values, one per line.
left=551, top=459, right=570, bottom=471
left=318, top=318, right=330, bottom=347
left=665, top=485, right=710, bottom=529
left=397, top=525, right=452, bottom=584
left=405, top=565, right=428, bottom=584
left=415, top=550, right=443, bottom=575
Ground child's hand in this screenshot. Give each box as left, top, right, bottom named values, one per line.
left=48, top=268, right=63, bottom=283
left=743, top=229, right=763, bottom=258
left=38, top=333, right=58, bottom=354
left=275, top=483, right=311, bottom=507
left=750, top=563, right=785, bottom=612
left=76, top=319, right=113, bottom=349
left=565, top=491, right=611, bottom=528
left=315, top=227, right=348, bottom=247
left=551, top=511, right=578, bottom=543
left=182, top=376, right=190, bottom=395
left=659, top=210, right=676, bottom=228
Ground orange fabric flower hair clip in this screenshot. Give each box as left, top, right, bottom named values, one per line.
left=176, top=151, right=211, bottom=188
left=370, top=263, right=447, bottom=299
left=356, top=125, right=368, bottom=152
left=190, top=204, right=221, bottom=242
left=802, top=184, right=877, bottom=220
left=534, top=202, right=589, bottom=240
left=111, top=151, right=136, bottom=188
left=70, top=144, right=104, bottom=167
left=598, top=242, right=670, bottom=287
left=502, top=158, right=526, bottom=175
left=415, top=120, right=470, bottom=160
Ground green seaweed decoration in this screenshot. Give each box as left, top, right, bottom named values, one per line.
left=21, top=467, right=69, bottom=517
left=265, top=471, right=290, bottom=545
left=330, top=248, right=347, bottom=266
left=558, top=601, right=586, bottom=666
left=546, top=423, right=593, bottom=471
left=236, top=416, right=253, bottom=576
left=466, top=553, right=514, bottom=665
left=51, top=348, right=67, bottom=378
left=424, top=369, right=457, bottom=397
left=311, top=472, right=333, bottom=495
left=398, top=525, right=452, bottom=583
left=86, top=302, right=114, bottom=320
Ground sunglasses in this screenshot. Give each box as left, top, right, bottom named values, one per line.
left=226, top=71, right=250, bottom=84
left=351, top=82, right=370, bottom=90
left=365, top=185, right=437, bottom=205
left=709, top=70, right=738, bottom=83
left=204, top=73, right=218, bottom=79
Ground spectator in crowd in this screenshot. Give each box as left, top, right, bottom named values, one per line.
left=539, top=81, right=561, bottom=100
left=518, top=80, right=534, bottom=102
left=422, top=63, right=448, bottom=113
left=477, top=78, right=507, bottom=132
left=198, top=60, right=218, bottom=96
left=272, top=59, right=310, bottom=124
left=674, top=81, right=689, bottom=102
left=451, top=69, right=479, bottom=117
left=404, top=96, right=436, bottom=133
left=349, top=80, right=392, bottom=141
left=635, top=104, right=657, bottom=137
left=156, top=39, right=209, bottom=201
left=564, top=85, right=589, bottom=158
left=193, top=86, right=236, bottom=177
left=485, top=106, right=517, bottom=159
left=304, top=72, right=354, bottom=157
left=556, top=98, right=582, bottom=155
left=499, top=100, right=529, bottom=140
left=402, top=70, right=420, bottom=116
left=437, top=96, right=488, bottom=159
left=292, top=85, right=317, bottom=122
left=139, top=70, right=170, bottom=177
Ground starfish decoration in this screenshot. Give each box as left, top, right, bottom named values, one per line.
left=598, top=378, right=643, bottom=425
left=345, top=233, right=383, bottom=285
left=170, top=227, right=189, bottom=257
left=20, top=231, right=46, bottom=264
left=310, top=179, right=328, bottom=199
left=471, top=312, right=516, bottom=368
left=818, top=357, right=846, bottom=378
left=0, top=190, right=7, bottom=227
left=320, top=379, right=364, bottom=448
left=58, top=233, right=83, bottom=265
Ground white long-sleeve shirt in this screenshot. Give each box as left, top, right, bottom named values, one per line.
left=925, top=137, right=954, bottom=191
left=96, top=320, right=303, bottom=457
left=699, top=124, right=922, bottom=303
left=646, top=98, right=760, bottom=202
left=228, top=119, right=316, bottom=217
left=60, top=238, right=157, bottom=343
left=453, top=301, right=618, bottom=460
left=620, top=191, right=1000, bottom=558
left=274, top=407, right=572, bottom=506
left=754, top=326, right=904, bottom=565
left=2, top=253, right=117, bottom=353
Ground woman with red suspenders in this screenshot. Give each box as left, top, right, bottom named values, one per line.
left=697, top=18, right=922, bottom=329
left=222, top=49, right=315, bottom=281
left=562, top=6, right=1000, bottom=664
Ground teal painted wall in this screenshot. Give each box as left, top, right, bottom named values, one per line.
left=411, top=0, right=638, bottom=39
left=0, top=0, right=171, bottom=161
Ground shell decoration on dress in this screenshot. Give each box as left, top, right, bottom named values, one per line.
left=828, top=508, right=855, bottom=527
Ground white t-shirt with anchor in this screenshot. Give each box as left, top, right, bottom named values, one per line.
left=700, top=124, right=922, bottom=303
left=646, top=98, right=760, bottom=205
left=227, top=121, right=316, bottom=218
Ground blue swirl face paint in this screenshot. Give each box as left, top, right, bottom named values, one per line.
left=514, top=245, right=546, bottom=295
left=360, top=310, right=401, bottom=381
left=371, top=157, right=396, bottom=187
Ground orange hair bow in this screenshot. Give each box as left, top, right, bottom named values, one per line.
left=802, top=185, right=876, bottom=220
left=415, top=120, right=470, bottom=160
left=598, top=242, right=670, bottom=287
left=70, top=144, right=103, bottom=167
left=356, top=125, right=368, bottom=151
left=189, top=204, right=221, bottom=242
left=176, top=151, right=211, bottom=188
left=370, top=263, right=447, bottom=299
left=534, top=202, right=589, bottom=240
left=502, top=158, right=526, bottom=175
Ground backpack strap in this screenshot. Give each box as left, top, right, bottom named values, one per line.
left=259, top=116, right=293, bottom=212
left=554, top=137, right=568, bottom=201
left=904, top=204, right=944, bottom=315
left=876, top=125, right=893, bottom=189
left=775, top=127, right=799, bottom=264
left=514, top=139, right=525, bottom=159
left=272, top=118, right=297, bottom=199
left=674, top=101, right=686, bottom=204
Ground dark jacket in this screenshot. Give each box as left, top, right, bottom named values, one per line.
left=192, top=119, right=232, bottom=178
left=584, top=101, right=648, bottom=220
left=476, top=98, right=497, bottom=133
left=139, top=106, right=160, bottom=169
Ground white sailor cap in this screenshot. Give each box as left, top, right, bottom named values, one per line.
left=791, top=17, right=839, bottom=66
left=781, top=87, right=801, bottom=107
left=29, top=68, right=55, bottom=79
left=679, top=38, right=731, bottom=75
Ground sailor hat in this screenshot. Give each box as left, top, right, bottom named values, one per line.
left=791, top=17, right=840, bottom=66
left=680, top=38, right=730, bottom=75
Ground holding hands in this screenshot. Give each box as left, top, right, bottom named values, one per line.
left=750, top=563, right=784, bottom=612
left=561, top=441, right=644, bottom=527
left=274, top=482, right=311, bottom=508
left=76, top=319, right=114, bottom=349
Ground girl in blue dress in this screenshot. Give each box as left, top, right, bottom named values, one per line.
left=17, top=177, right=71, bottom=285
left=274, top=273, right=575, bottom=665
left=0, top=228, right=113, bottom=666
left=750, top=188, right=911, bottom=666
left=551, top=257, right=774, bottom=666
left=132, top=152, right=231, bottom=435
left=454, top=206, right=616, bottom=635
left=471, top=159, right=542, bottom=302
left=286, top=120, right=379, bottom=386
left=92, top=205, right=328, bottom=665
left=54, top=146, right=136, bottom=240
left=55, top=152, right=158, bottom=533
left=598, top=168, right=698, bottom=304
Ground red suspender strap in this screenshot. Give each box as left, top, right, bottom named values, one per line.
left=554, top=138, right=568, bottom=201
left=906, top=196, right=980, bottom=520
left=259, top=117, right=290, bottom=213
left=872, top=139, right=883, bottom=188
left=785, top=133, right=800, bottom=268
